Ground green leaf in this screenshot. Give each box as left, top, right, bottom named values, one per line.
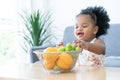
left=20, top=9, right=56, bottom=54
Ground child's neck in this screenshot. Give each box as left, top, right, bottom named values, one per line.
left=85, top=37, right=96, bottom=42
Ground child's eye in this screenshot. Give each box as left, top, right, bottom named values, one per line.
left=83, top=25, right=87, bottom=28
left=82, top=24, right=87, bottom=28
left=75, top=26, right=79, bottom=29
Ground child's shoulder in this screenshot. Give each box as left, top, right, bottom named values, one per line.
left=94, top=38, right=105, bottom=45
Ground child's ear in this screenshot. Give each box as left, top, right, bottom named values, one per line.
left=93, top=26, right=99, bottom=34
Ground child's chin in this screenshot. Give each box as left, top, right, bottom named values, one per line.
left=76, top=36, right=82, bottom=40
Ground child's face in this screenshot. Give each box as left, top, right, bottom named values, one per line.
left=74, top=14, right=98, bottom=42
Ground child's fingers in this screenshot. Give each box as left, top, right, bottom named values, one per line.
left=56, top=42, right=64, bottom=47
left=59, top=42, right=64, bottom=46
left=73, top=40, right=79, bottom=47
left=73, top=40, right=82, bottom=47
left=74, top=40, right=89, bottom=50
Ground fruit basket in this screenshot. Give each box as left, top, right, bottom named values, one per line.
left=34, top=43, right=81, bottom=73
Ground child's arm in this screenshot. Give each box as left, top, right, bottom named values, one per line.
left=73, top=39, right=105, bottom=55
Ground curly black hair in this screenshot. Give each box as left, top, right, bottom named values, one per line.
left=76, top=6, right=110, bottom=38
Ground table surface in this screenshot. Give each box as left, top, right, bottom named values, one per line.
left=0, top=63, right=120, bottom=80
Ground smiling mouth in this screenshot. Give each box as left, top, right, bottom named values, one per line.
left=77, top=32, right=84, bottom=37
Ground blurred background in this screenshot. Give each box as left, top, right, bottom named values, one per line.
left=0, top=0, right=120, bottom=65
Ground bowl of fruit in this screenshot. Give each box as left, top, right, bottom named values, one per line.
left=34, top=43, right=81, bottom=73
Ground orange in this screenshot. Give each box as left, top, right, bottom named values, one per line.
left=43, top=53, right=59, bottom=69
left=43, top=47, right=59, bottom=69
left=44, top=47, right=58, bottom=52
left=57, top=59, right=70, bottom=69
left=43, top=53, right=59, bottom=62
left=44, top=60, right=55, bottom=69
left=57, top=53, right=73, bottom=70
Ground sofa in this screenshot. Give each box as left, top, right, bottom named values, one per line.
left=30, top=24, right=120, bottom=67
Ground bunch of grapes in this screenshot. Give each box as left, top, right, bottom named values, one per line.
left=57, top=43, right=81, bottom=52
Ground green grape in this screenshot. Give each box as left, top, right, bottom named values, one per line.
left=65, top=47, right=72, bottom=51
left=66, top=43, right=73, bottom=48
left=53, top=66, right=60, bottom=71
left=72, top=45, right=76, bottom=50
left=65, top=43, right=73, bottom=51
left=57, top=46, right=66, bottom=52
left=75, top=47, right=81, bottom=51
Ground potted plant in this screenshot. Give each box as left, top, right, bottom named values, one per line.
left=20, top=10, right=56, bottom=63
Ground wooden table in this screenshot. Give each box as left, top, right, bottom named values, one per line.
left=0, top=63, right=120, bottom=80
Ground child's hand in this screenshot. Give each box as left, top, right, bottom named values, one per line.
left=73, top=40, right=90, bottom=50
left=56, top=42, right=64, bottom=48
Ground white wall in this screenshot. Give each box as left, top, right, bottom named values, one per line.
left=32, top=0, right=120, bottom=41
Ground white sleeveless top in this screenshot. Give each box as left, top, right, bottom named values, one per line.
left=77, top=38, right=105, bottom=66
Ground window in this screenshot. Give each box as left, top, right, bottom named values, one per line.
left=0, top=0, right=31, bottom=65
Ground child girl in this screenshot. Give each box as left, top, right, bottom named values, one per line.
left=73, top=6, right=110, bottom=66
left=58, top=6, right=110, bottom=66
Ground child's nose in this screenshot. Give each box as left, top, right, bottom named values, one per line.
left=78, top=26, right=83, bottom=30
